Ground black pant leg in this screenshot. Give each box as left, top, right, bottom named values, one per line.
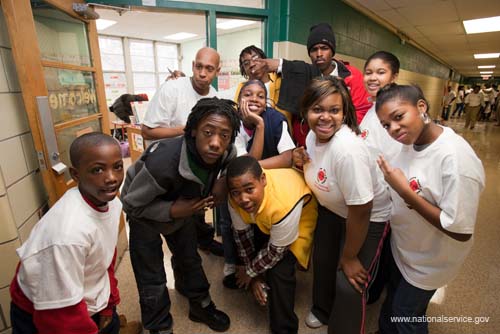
left=129, top=220, right=173, bottom=331
left=311, top=206, right=343, bottom=323
left=195, top=214, right=215, bottom=248
left=266, top=251, right=298, bottom=334
left=165, top=217, right=211, bottom=306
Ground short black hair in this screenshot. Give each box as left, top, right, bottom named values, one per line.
left=364, top=51, right=400, bottom=75
left=226, top=155, right=262, bottom=186
left=375, top=83, right=429, bottom=114
left=184, top=97, right=241, bottom=143
left=239, top=45, right=267, bottom=78
left=69, top=132, right=120, bottom=167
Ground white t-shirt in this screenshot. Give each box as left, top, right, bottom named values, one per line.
left=234, top=122, right=295, bottom=157
left=359, top=104, right=402, bottom=164
left=389, top=126, right=485, bottom=290
left=16, top=187, right=122, bottom=314
left=304, top=125, right=391, bottom=222
left=143, top=77, right=217, bottom=129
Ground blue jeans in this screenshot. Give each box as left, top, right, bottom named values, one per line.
left=129, top=217, right=211, bottom=331
left=378, top=250, right=436, bottom=334
left=217, top=202, right=239, bottom=267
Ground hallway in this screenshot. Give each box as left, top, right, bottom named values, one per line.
left=115, top=118, right=500, bottom=334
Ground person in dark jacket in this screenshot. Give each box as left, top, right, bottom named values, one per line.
left=121, top=97, right=240, bottom=334
left=251, top=23, right=371, bottom=146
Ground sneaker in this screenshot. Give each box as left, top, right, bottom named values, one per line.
left=189, top=302, right=230, bottom=332
left=199, top=240, right=224, bottom=257
left=305, top=311, right=324, bottom=328
left=222, top=273, right=240, bottom=289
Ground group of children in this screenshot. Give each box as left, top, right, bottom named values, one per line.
left=9, top=36, right=485, bottom=334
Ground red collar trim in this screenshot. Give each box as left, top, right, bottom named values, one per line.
left=80, top=192, right=109, bottom=212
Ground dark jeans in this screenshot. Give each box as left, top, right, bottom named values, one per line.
left=441, top=105, right=451, bottom=121
left=196, top=215, right=216, bottom=249
left=452, top=103, right=464, bottom=118
left=11, top=302, right=120, bottom=334
left=129, top=217, right=211, bottom=332
left=218, top=202, right=239, bottom=267
left=379, top=249, right=436, bottom=334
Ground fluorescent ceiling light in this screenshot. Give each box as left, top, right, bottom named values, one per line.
left=463, top=16, right=500, bottom=34
left=96, top=19, right=116, bottom=31
left=478, top=65, right=496, bottom=69
left=216, top=19, right=255, bottom=30
left=474, top=53, right=500, bottom=59
left=482, top=76, right=491, bottom=80
left=164, top=32, right=197, bottom=41
left=480, top=71, right=493, bottom=74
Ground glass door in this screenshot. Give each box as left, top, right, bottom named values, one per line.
left=3, top=0, right=109, bottom=203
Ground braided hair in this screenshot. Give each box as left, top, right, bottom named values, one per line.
left=184, top=97, right=241, bottom=143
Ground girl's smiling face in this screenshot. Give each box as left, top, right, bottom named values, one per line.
left=239, top=83, right=266, bottom=116
left=363, top=58, right=398, bottom=98
left=306, top=93, right=344, bottom=143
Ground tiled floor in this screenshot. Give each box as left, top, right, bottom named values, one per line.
left=116, top=118, right=500, bottom=334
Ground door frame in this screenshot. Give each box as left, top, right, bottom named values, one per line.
left=2, top=0, right=110, bottom=205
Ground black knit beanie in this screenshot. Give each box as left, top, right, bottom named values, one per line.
left=307, top=23, right=336, bottom=55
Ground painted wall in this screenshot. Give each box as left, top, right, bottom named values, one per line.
left=283, top=0, right=451, bottom=80
left=0, top=6, right=49, bottom=332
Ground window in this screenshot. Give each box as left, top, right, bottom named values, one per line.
left=98, top=36, right=127, bottom=106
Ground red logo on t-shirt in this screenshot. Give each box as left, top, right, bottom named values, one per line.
left=317, top=168, right=327, bottom=184
left=360, top=129, right=369, bottom=139
left=408, top=177, right=422, bottom=194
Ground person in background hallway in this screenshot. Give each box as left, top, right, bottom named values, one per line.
left=226, top=156, right=317, bottom=334
left=359, top=51, right=402, bottom=305
left=221, top=80, right=295, bottom=289
left=293, top=77, right=391, bottom=334
left=451, top=85, right=465, bottom=118
left=464, top=85, right=485, bottom=130
left=480, top=83, right=495, bottom=121
left=376, top=84, right=485, bottom=334
left=441, top=86, right=456, bottom=122
left=9, top=133, right=138, bottom=334
left=141, top=46, right=224, bottom=257
left=251, top=23, right=371, bottom=146
left=121, top=98, right=240, bottom=334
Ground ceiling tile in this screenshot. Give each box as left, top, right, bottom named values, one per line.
left=377, top=9, right=413, bottom=27
left=353, top=0, right=392, bottom=11
left=455, top=0, right=500, bottom=20
left=396, top=1, right=457, bottom=25
left=416, top=22, right=465, bottom=35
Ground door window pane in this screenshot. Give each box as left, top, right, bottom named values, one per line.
left=44, top=68, right=99, bottom=124
left=56, top=119, right=102, bottom=182
left=32, top=6, right=91, bottom=66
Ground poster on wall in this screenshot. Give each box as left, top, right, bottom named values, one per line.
left=103, top=73, right=127, bottom=106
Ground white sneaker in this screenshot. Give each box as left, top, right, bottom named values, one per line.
left=305, top=311, right=324, bottom=328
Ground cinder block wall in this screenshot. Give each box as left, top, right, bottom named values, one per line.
left=0, top=6, right=48, bottom=332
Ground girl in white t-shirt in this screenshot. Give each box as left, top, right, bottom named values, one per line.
left=376, top=84, right=485, bottom=334
left=292, top=76, right=391, bottom=334
left=360, top=51, right=402, bottom=305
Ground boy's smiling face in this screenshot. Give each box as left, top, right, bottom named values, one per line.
left=70, top=143, right=124, bottom=207
left=228, top=171, right=266, bottom=214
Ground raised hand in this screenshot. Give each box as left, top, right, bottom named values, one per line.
left=170, top=196, right=214, bottom=219
left=292, top=146, right=311, bottom=169
left=377, top=155, right=410, bottom=197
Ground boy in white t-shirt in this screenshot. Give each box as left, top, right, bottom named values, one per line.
left=9, top=133, right=138, bottom=334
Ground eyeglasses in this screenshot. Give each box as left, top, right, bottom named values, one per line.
left=242, top=55, right=260, bottom=67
